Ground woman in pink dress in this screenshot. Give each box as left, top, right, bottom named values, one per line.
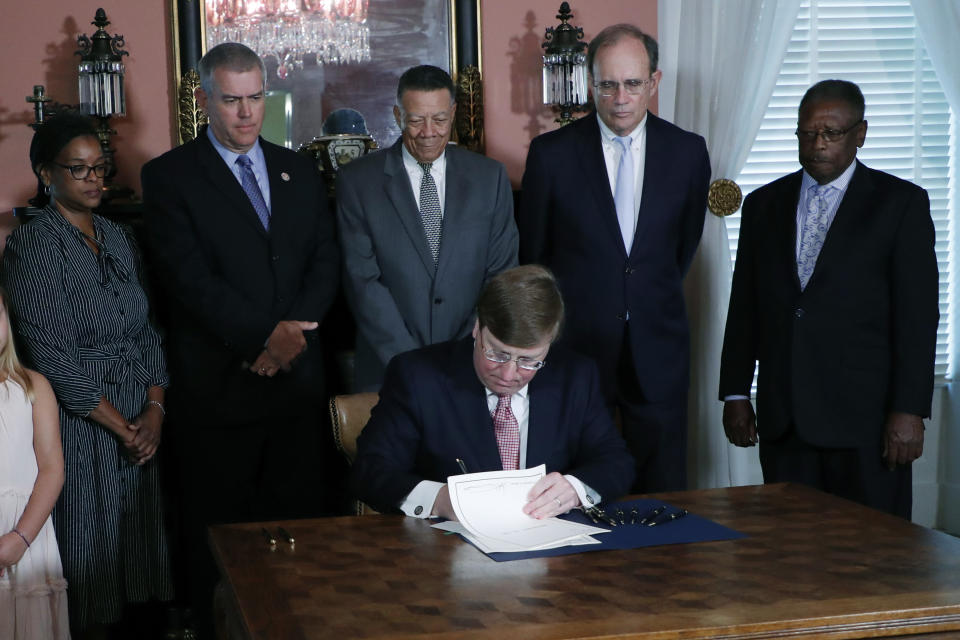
left=0, top=285, right=69, bottom=639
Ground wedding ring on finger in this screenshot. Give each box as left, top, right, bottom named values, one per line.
left=554, top=497, right=563, bottom=509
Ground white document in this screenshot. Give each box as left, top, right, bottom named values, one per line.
left=433, top=520, right=601, bottom=554
left=441, top=465, right=609, bottom=553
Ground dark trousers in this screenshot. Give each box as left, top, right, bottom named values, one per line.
left=759, top=428, right=912, bottom=519
left=615, top=335, right=688, bottom=493
left=171, top=408, right=349, bottom=635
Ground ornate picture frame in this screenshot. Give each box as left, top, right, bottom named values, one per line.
left=169, top=0, right=484, bottom=152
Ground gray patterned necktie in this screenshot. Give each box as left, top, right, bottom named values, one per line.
left=797, top=184, right=832, bottom=289
left=236, top=154, right=270, bottom=230
left=417, top=161, right=442, bottom=263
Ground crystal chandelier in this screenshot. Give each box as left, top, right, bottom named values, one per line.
left=206, top=0, right=371, bottom=79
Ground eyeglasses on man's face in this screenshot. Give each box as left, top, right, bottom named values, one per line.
left=794, top=120, right=863, bottom=144
left=477, top=332, right=546, bottom=371
left=52, top=162, right=111, bottom=180
left=593, top=78, right=654, bottom=98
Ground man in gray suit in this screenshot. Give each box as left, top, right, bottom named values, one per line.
left=337, top=65, right=518, bottom=391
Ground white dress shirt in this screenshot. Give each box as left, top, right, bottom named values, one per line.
left=206, top=127, right=272, bottom=212
left=401, top=144, right=447, bottom=216
left=401, top=384, right=600, bottom=518
left=598, top=112, right=647, bottom=235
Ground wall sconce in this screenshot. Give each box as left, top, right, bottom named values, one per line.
left=76, top=7, right=131, bottom=199
left=541, top=2, right=589, bottom=126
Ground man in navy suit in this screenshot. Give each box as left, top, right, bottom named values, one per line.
left=719, top=80, right=938, bottom=519
left=350, top=265, right=634, bottom=518
left=141, top=43, right=341, bottom=629
left=519, top=24, right=710, bottom=492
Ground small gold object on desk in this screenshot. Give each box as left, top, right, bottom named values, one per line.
left=708, top=178, right=743, bottom=217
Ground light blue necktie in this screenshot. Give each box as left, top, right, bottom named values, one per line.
left=236, top=154, right=271, bottom=231
left=797, top=184, right=832, bottom=289
left=614, top=136, right=636, bottom=254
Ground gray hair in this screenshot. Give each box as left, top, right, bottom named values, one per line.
left=198, top=43, right=266, bottom=94
left=587, top=24, right=659, bottom=78
left=799, top=79, right=866, bottom=121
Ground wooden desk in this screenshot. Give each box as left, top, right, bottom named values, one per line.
left=209, top=483, right=960, bottom=639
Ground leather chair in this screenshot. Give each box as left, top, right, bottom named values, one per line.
left=329, top=392, right=379, bottom=515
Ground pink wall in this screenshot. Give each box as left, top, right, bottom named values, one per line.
left=0, top=2, right=174, bottom=247
left=481, top=0, right=657, bottom=187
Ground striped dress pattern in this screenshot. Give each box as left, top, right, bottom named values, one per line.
left=2, top=206, right=172, bottom=631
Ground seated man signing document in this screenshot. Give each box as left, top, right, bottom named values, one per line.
left=350, top=265, right=635, bottom=519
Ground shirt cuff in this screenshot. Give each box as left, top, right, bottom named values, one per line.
left=565, top=474, right=600, bottom=508
left=724, top=394, right=750, bottom=401
left=400, top=480, right=445, bottom=518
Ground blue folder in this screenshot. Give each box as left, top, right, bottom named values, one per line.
left=467, top=498, right=746, bottom=562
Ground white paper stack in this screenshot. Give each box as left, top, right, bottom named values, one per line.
left=431, top=465, right=609, bottom=554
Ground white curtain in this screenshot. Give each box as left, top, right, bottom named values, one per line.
left=659, top=0, right=801, bottom=489
left=911, top=1, right=960, bottom=114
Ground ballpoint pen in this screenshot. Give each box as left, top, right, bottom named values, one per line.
left=261, top=527, right=276, bottom=546
left=594, top=508, right=618, bottom=527
left=615, top=509, right=626, bottom=525
left=629, top=507, right=639, bottom=524
left=648, top=509, right=689, bottom=527
left=278, top=527, right=295, bottom=545
left=455, top=458, right=468, bottom=474
left=637, top=505, right=666, bottom=526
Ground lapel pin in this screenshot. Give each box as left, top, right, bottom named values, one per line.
left=281, top=172, right=290, bottom=182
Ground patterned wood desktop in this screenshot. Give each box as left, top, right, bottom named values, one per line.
left=208, top=483, right=960, bottom=639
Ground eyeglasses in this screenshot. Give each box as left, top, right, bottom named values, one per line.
left=593, top=79, right=654, bottom=97
left=52, top=162, right=111, bottom=180
left=794, top=121, right=863, bottom=143
left=477, top=332, right=546, bottom=371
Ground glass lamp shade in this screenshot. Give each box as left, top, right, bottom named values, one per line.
left=79, top=60, right=126, bottom=117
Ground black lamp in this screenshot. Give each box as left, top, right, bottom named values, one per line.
left=541, top=2, right=589, bottom=126
left=76, top=8, right=131, bottom=199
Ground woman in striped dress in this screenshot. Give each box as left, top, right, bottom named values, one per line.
left=2, top=112, right=172, bottom=637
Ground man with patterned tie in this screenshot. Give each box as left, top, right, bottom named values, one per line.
left=519, top=24, right=711, bottom=493
left=140, top=42, right=341, bottom=629
left=719, top=80, right=939, bottom=519
left=336, top=65, right=518, bottom=392
left=350, top=265, right=634, bottom=518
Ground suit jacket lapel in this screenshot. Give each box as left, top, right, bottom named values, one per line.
left=574, top=116, right=626, bottom=258
left=806, top=161, right=872, bottom=289
left=778, top=171, right=804, bottom=291
left=444, top=339, right=502, bottom=471
left=383, top=140, right=437, bottom=275
left=261, top=140, right=297, bottom=239
left=196, top=129, right=269, bottom=237
left=634, top=114, right=665, bottom=253
left=525, top=367, right=561, bottom=468
left=436, top=146, right=470, bottom=278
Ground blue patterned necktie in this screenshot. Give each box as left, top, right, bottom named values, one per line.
left=613, top=136, right=636, bottom=254
left=236, top=154, right=270, bottom=230
left=797, top=184, right=832, bottom=289
left=417, top=161, right=442, bottom=263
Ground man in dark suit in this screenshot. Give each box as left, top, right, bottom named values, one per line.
left=140, top=43, right=341, bottom=623
left=336, top=65, right=518, bottom=392
left=351, top=265, right=634, bottom=518
left=719, top=79, right=938, bottom=519
left=519, top=24, right=710, bottom=493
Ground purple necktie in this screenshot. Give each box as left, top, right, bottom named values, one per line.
left=236, top=154, right=270, bottom=230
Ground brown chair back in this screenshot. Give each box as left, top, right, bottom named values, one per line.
left=329, top=392, right=379, bottom=515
